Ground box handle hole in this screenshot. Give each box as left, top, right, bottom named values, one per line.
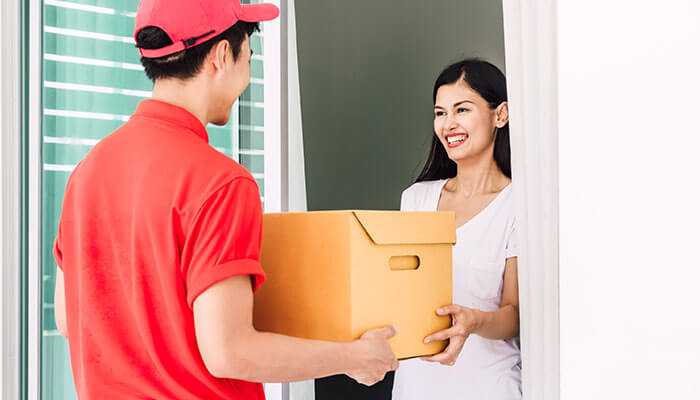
left=389, top=255, right=420, bottom=271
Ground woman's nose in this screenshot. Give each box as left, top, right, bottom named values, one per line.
left=444, top=114, right=459, bottom=131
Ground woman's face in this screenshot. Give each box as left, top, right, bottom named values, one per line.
left=433, top=80, right=507, bottom=162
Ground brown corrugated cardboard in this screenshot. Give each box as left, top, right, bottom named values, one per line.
left=253, top=210, right=455, bottom=360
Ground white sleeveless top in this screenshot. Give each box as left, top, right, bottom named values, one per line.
left=392, top=179, right=522, bottom=400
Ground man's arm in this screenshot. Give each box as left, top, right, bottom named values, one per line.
left=54, top=269, right=68, bottom=337
left=193, top=275, right=397, bottom=384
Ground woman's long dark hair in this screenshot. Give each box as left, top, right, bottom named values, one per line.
left=415, top=58, right=510, bottom=183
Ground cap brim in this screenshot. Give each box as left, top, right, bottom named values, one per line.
left=238, top=3, right=280, bottom=22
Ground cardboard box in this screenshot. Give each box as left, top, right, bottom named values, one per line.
left=253, top=210, right=455, bottom=359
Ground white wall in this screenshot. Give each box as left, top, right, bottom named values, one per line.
left=557, top=1, right=700, bottom=398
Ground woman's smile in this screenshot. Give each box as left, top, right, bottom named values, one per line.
left=446, top=133, right=469, bottom=148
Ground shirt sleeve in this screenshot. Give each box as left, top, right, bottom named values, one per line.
left=505, top=218, right=519, bottom=259
left=181, top=177, right=266, bottom=308
left=400, top=186, right=415, bottom=211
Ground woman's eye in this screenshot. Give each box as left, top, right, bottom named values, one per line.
left=457, top=107, right=470, bottom=113
left=434, top=111, right=445, bottom=117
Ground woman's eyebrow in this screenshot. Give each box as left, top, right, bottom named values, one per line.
left=453, top=99, right=476, bottom=107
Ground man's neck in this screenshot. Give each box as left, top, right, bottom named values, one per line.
left=151, top=78, right=210, bottom=126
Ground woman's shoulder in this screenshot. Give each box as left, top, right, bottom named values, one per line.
left=400, top=179, right=445, bottom=211
left=402, top=179, right=444, bottom=198
left=497, top=183, right=517, bottom=226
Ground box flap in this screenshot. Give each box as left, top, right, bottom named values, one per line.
left=352, top=211, right=456, bottom=245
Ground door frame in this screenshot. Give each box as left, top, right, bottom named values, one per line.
left=502, top=1, right=560, bottom=399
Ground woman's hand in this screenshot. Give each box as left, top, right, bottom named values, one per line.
left=421, top=304, right=481, bottom=366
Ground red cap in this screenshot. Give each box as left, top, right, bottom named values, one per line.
left=134, top=0, right=280, bottom=58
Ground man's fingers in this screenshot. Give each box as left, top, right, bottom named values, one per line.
left=363, top=325, right=397, bottom=340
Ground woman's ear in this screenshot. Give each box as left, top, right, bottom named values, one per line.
left=495, top=102, right=509, bottom=128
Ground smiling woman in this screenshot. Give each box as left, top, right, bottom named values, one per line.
left=416, top=59, right=511, bottom=183
left=294, top=1, right=510, bottom=398
left=393, top=59, right=521, bottom=400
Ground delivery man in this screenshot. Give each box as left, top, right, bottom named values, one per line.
left=52, top=0, right=397, bottom=398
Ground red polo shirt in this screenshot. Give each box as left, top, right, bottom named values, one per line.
left=54, top=99, right=267, bottom=399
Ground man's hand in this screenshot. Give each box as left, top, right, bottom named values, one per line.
left=346, top=326, right=398, bottom=386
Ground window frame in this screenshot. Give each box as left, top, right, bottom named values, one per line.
left=263, top=0, right=288, bottom=215
left=26, top=0, right=43, bottom=398
left=1, top=0, right=24, bottom=398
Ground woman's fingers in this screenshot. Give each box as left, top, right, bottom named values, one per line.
left=421, top=335, right=467, bottom=365
left=436, top=304, right=462, bottom=317
left=424, top=325, right=468, bottom=344
left=423, top=304, right=473, bottom=365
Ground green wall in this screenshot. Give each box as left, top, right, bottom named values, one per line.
left=295, top=0, right=505, bottom=211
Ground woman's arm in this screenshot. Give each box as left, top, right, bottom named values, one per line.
left=472, top=256, right=519, bottom=339
left=422, top=257, right=519, bottom=365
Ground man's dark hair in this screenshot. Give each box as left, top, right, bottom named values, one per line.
left=136, top=21, right=259, bottom=81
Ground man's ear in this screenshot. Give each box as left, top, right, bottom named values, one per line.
left=210, top=39, right=231, bottom=74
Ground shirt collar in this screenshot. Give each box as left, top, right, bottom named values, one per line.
left=133, top=99, right=209, bottom=143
